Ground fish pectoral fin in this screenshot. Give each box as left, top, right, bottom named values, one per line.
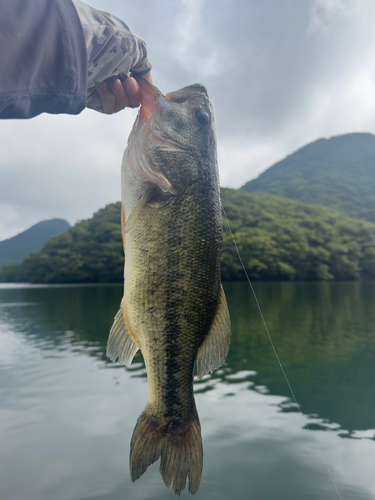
left=196, top=285, right=231, bottom=380
left=121, top=204, right=126, bottom=251
left=106, top=298, right=139, bottom=366
left=124, top=190, right=153, bottom=233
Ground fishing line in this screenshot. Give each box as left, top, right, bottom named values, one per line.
left=221, top=203, right=344, bottom=500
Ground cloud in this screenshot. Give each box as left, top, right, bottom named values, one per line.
left=2, top=0, right=375, bottom=239
left=218, top=138, right=287, bottom=188
left=0, top=108, right=136, bottom=239
left=308, top=0, right=354, bottom=32
left=170, top=0, right=222, bottom=79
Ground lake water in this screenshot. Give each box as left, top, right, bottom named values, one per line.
left=0, top=281, right=374, bottom=500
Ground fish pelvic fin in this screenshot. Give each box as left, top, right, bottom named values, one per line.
left=196, top=285, right=231, bottom=380
left=106, top=298, right=139, bottom=365
left=130, top=409, right=203, bottom=497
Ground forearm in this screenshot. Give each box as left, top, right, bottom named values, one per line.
left=72, top=0, right=152, bottom=112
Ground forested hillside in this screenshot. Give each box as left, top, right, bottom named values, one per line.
left=1, top=189, right=375, bottom=283
left=0, top=218, right=71, bottom=269
left=0, top=204, right=123, bottom=283
left=220, top=189, right=375, bottom=281
left=242, top=133, right=375, bottom=223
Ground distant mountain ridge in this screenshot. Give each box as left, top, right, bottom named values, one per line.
left=0, top=205, right=123, bottom=283
left=0, top=219, right=71, bottom=269
left=2, top=192, right=375, bottom=283
left=242, top=133, right=375, bottom=223
left=3, top=132, right=375, bottom=283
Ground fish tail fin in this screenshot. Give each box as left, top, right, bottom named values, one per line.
left=130, top=408, right=203, bottom=497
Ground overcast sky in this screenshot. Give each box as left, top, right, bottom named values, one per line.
left=1, top=0, right=375, bottom=240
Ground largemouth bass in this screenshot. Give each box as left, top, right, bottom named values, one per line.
left=107, top=79, right=231, bottom=496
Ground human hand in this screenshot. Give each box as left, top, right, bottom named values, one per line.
left=72, top=0, right=152, bottom=114
left=96, top=72, right=153, bottom=115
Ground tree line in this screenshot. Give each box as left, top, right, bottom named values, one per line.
left=1, top=189, right=375, bottom=283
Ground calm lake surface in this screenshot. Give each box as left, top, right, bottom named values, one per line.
left=0, top=281, right=374, bottom=500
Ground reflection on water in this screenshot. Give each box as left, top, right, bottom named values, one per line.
left=0, top=282, right=375, bottom=500
left=225, top=281, right=375, bottom=434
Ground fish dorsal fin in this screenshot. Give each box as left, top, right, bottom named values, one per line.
left=196, top=285, right=231, bottom=379
left=106, top=298, right=139, bottom=365
left=124, top=190, right=153, bottom=233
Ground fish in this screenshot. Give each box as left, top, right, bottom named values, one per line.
left=106, top=78, right=231, bottom=496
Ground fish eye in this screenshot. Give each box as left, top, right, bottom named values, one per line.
left=195, top=109, right=210, bottom=126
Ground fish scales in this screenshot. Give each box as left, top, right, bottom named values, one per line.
left=129, top=181, right=221, bottom=413
left=107, top=79, right=231, bottom=496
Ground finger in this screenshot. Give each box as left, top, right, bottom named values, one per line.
left=123, top=77, right=142, bottom=108
left=143, top=71, right=153, bottom=84
left=96, top=82, right=116, bottom=114
left=111, top=79, right=130, bottom=112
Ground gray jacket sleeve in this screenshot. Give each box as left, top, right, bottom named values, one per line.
left=73, top=0, right=152, bottom=112
left=0, top=0, right=88, bottom=119
left=0, top=0, right=152, bottom=119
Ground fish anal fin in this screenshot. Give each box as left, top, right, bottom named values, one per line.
left=196, top=285, right=231, bottom=380
left=106, top=298, right=139, bottom=366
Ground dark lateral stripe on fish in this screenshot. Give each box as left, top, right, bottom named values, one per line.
left=163, top=241, right=187, bottom=417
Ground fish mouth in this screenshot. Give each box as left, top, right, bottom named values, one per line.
left=137, top=77, right=163, bottom=123
left=126, top=84, right=178, bottom=194
left=128, top=79, right=205, bottom=195
left=135, top=78, right=186, bottom=151
left=137, top=81, right=186, bottom=149
left=126, top=79, right=186, bottom=195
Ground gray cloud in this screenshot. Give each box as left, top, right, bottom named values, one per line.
left=0, top=109, right=135, bottom=239
left=1, top=0, right=375, bottom=239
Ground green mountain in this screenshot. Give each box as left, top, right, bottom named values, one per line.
left=242, top=133, right=375, bottom=223
left=1, top=190, right=375, bottom=283
left=0, top=218, right=71, bottom=269
left=0, top=204, right=123, bottom=283
left=220, top=188, right=375, bottom=281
